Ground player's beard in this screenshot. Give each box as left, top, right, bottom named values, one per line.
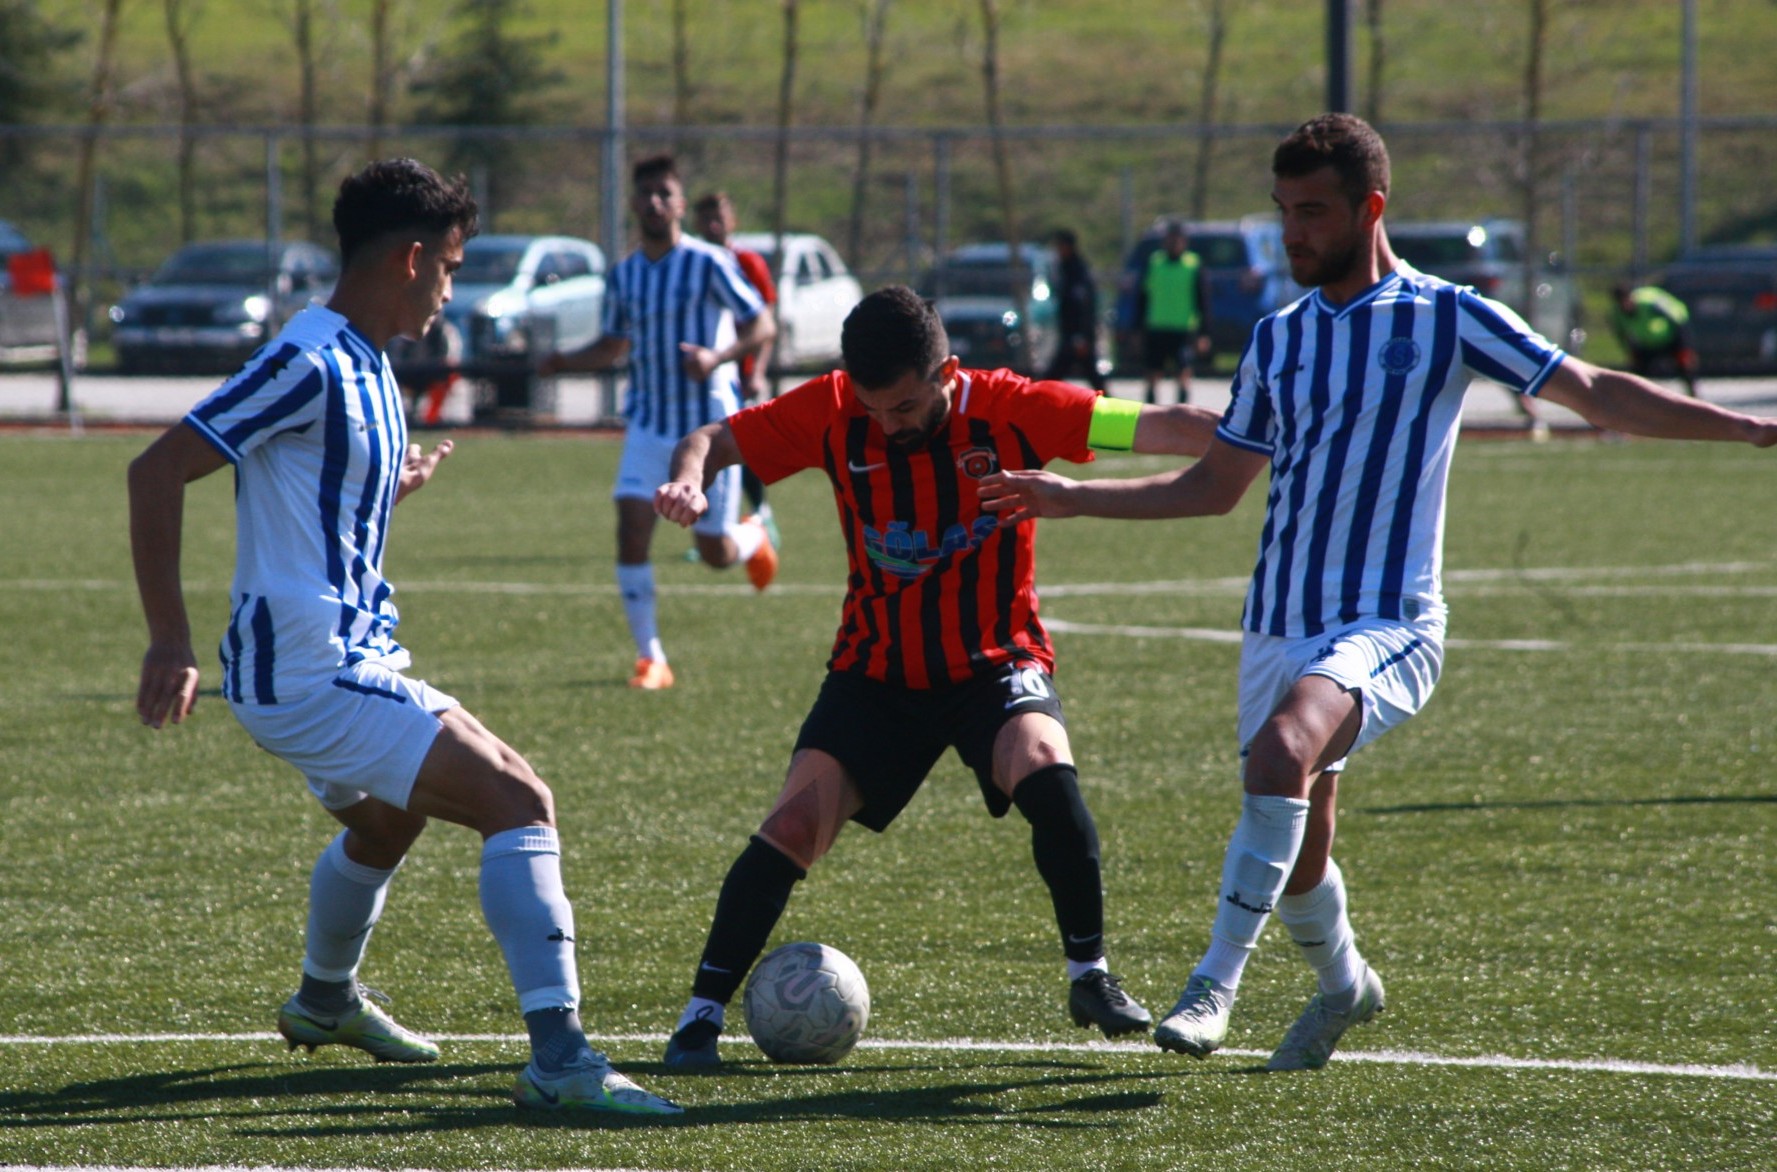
left=887, top=397, right=948, bottom=449
left=1292, top=232, right=1363, bottom=289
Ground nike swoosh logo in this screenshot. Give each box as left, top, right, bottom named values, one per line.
left=698, top=963, right=733, bottom=974
left=306, top=1016, right=340, bottom=1031
left=531, top=1080, right=560, bottom=1105
left=848, top=460, right=886, bottom=473
left=1005, top=695, right=1044, bottom=708
left=1066, top=933, right=1102, bottom=945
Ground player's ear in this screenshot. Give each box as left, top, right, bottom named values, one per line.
left=397, top=240, right=425, bottom=281
left=938, top=355, right=961, bottom=384
left=1360, top=190, right=1387, bottom=231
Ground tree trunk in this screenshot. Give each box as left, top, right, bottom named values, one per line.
left=1363, top=0, right=1386, bottom=127
left=368, top=0, right=394, bottom=162
left=771, top=1, right=798, bottom=250
left=1520, top=0, right=1547, bottom=332
left=71, top=0, right=123, bottom=329
left=1187, top=0, right=1229, bottom=221
left=294, top=0, right=320, bottom=241
left=163, top=0, right=201, bottom=244
left=847, top=0, right=892, bottom=270
left=670, top=0, right=694, bottom=163
left=978, top=0, right=1028, bottom=370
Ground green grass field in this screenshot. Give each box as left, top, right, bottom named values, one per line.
left=2, top=428, right=1773, bottom=1170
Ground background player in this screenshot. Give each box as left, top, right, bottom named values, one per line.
left=652, top=285, right=1222, bottom=1068
left=695, top=190, right=782, bottom=546
left=543, top=155, right=777, bottom=690
left=128, top=158, right=680, bottom=1116
left=980, top=114, right=1777, bottom=1073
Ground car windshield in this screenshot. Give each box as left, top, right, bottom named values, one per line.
left=1391, top=235, right=1482, bottom=270
left=155, top=244, right=278, bottom=285
left=922, top=261, right=1040, bottom=298
left=1183, top=233, right=1251, bottom=268
left=0, top=221, right=30, bottom=257
left=457, top=243, right=528, bottom=285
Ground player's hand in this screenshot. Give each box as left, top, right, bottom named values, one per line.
left=137, top=641, right=201, bottom=729
left=396, top=439, right=453, bottom=503
left=978, top=468, right=1080, bottom=526
left=1743, top=416, right=1777, bottom=448
left=679, top=342, right=721, bottom=381
left=744, top=371, right=771, bottom=403
left=655, top=479, right=709, bottom=526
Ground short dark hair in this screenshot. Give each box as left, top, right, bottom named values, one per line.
left=693, top=191, right=732, bottom=215
left=332, top=158, right=478, bottom=267
left=1050, top=227, right=1078, bottom=249
left=841, top=286, right=949, bottom=390
left=633, top=153, right=679, bottom=186
left=1273, top=113, right=1391, bottom=208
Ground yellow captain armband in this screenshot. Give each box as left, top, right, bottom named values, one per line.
left=1086, top=395, right=1142, bottom=451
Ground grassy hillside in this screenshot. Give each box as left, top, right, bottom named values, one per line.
left=14, top=1, right=1777, bottom=313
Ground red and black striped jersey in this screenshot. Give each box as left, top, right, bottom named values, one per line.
left=729, top=368, right=1099, bottom=689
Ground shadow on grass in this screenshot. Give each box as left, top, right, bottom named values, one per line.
left=1362, top=793, right=1777, bottom=815
left=0, top=1055, right=1189, bottom=1135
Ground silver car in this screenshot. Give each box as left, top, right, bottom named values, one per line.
left=0, top=219, right=71, bottom=367
left=1389, top=220, right=1585, bottom=352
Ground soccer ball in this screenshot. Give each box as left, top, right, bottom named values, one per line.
left=742, top=941, right=870, bottom=1064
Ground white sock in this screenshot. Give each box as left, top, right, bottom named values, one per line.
left=1276, top=856, right=1365, bottom=999
left=1194, top=793, right=1309, bottom=991
left=729, top=518, right=764, bottom=561
left=479, top=825, right=581, bottom=1014
left=302, top=831, right=398, bottom=982
left=676, top=997, right=726, bottom=1033
left=615, top=563, right=663, bottom=661
left=1066, top=957, right=1109, bottom=982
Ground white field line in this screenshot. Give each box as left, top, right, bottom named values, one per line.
left=1, top=1030, right=1770, bottom=1083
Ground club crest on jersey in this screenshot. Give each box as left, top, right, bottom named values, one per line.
left=1378, top=336, right=1422, bottom=376
left=956, top=446, right=999, bottom=479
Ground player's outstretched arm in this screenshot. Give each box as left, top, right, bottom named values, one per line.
left=396, top=439, right=453, bottom=504
left=656, top=421, right=742, bottom=526
left=541, top=334, right=629, bottom=377
left=128, top=423, right=227, bottom=729
left=1131, top=402, right=1222, bottom=458
left=1540, top=358, right=1777, bottom=446
left=980, top=436, right=1267, bottom=526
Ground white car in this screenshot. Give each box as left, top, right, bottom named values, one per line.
left=444, top=233, right=607, bottom=363
left=730, top=232, right=864, bottom=370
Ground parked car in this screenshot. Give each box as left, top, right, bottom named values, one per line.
left=729, top=232, right=863, bottom=370
left=919, top=241, right=1060, bottom=375
left=1115, top=215, right=1304, bottom=369
left=109, top=239, right=337, bottom=373
left=1387, top=219, right=1585, bottom=352
left=1655, top=244, right=1777, bottom=374
left=0, top=218, right=69, bottom=366
left=436, top=233, right=606, bottom=367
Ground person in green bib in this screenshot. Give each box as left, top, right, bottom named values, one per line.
left=1140, top=220, right=1213, bottom=404
left=1611, top=281, right=1698, bottom=397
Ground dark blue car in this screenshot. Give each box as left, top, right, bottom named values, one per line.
left=1114, top=215, right=1303, bottom=371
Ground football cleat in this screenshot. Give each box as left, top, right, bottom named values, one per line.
left=1068, top=969, right=1153, bottom=1037
left=276, top=986, right=439, bottom=1064
left=663, top=1018, right=723, bottom=1070
left=741, top=515, right=779, bottom=592
left=1153, top=974, right=1235, bottom=1058
left=1267, top=963, right=1386, bottom=1072
left=755, top=503, right=782, bottom=551
left=513, top=1049, right=684, bottom=1115
left=628, top=657, right=675, bottom=690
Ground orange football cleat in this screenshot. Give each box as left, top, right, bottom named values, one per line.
left=742, top=515, right=779, bottom=592
left=628, top=657, right=675, bottom=690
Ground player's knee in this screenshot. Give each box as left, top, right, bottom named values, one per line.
left=757, top=806, right=830, bottom=872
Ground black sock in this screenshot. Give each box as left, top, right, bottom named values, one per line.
left=524, top=1006, right=589, bottom=1073
left=1012, top=763, right=1105, bottom=965
left=689, top=836, right=807, bottom=1004
left=297, top=974, right=358, bottom=1015
left=742, top=467, right=766, bottom=514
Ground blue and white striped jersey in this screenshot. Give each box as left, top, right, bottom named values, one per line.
left=1218, top=264, right=1566, bottom=638
left=183, top=305, right=412, bottom=704
left=601, top=236, right=766, bottom=439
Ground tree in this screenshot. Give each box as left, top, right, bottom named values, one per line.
left=846, top=0, right=893, bottom=268
left=1519, top=0, right=1550, bottom=324
left=367, top=0, right=396, bottom=161
left=1186, top=0, right=1231, bottom=221
left=1363, top=0, right=1387, bottom=127
left=410, top=0, right=563, bottom=222
left=0, top=1, right=83, bottom=172
left=977, top=0, right=1028, bottom=370
left=71, top=0, right=123, bottom=326
left=770, top=0, right=799, bottom=246
left=162, top=0, right=204, bottom=243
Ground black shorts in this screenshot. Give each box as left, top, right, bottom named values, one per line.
left=1143, top=328, right=1197, bottom=373
left=793, top=662, right=1068, bottom=832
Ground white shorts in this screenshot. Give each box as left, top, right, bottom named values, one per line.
left=230, top=659, right=459, bottom=811
left=1236, top=613, right=1445, bottom=774
left=613, top=426, right=741, bottom=538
